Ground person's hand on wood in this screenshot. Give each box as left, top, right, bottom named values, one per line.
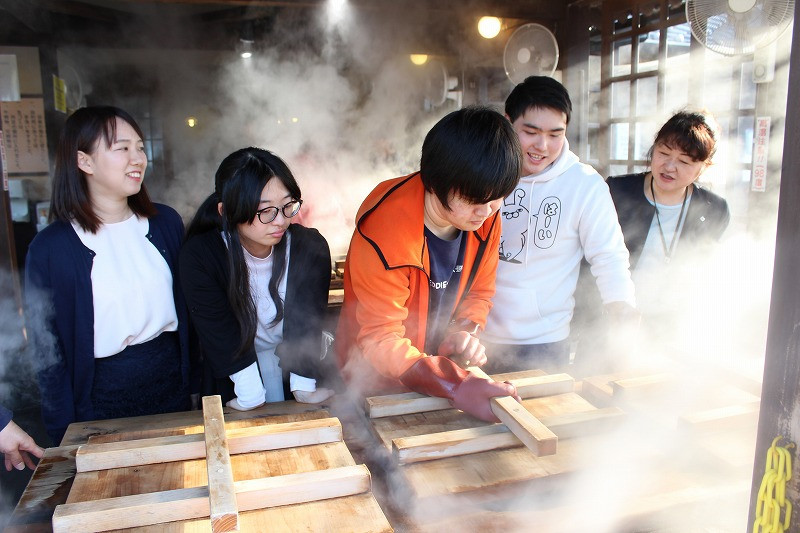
left=293, top=388, right=335, bottom=404
left=225, top=398, right=265, bottom=411
left=438, top=321, right=487, bottom=368
left=0, top=420, right=44, bottom=471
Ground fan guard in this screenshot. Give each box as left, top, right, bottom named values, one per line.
left=686, top=0, right=794, bottom=56
left=503, top=23, right=559, bottom=84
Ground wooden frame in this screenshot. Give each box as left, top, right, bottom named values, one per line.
left=53, top=396, right=374, bottom=533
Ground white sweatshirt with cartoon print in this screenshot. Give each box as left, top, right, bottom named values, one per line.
left=483, top=140, right=635, bottom=345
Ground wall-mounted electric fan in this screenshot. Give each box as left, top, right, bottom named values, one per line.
left=422, top=58, right=462, bottom=109
left=61, top=64, right=87, bottom=110
left=503, top=23, right=559, bottom=84
left=686, top=0, right=794, bottom=56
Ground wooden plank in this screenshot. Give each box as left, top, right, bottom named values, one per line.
left=678, top=401, right=761, bottom=433
left=365, top=372, right=574, bottom=418
left=52, top=465, right=371, bottom=533
left=61, top=400, right=328, bottom=446
left=392, top=407, right=625, bottom=464
left=468, top=367, right=558, bottom=457
left=610, top=373, right=675, bottom=400
left=202, top=395, right=238, bottom=533
left=75, top=418, right=343, bottom=472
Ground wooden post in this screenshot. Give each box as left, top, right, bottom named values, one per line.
left=202, top=395, right=238, bottom=533
left=467, top=366, right=558, bottom=457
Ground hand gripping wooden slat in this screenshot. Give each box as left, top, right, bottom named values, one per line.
left=203, top=395, right=238, bottom=532
left=392, top=407, right=625, bottom=463
left=467, top=366, right=558, bottom=457
left=75, top=418, right=343, bottom=472
left=365, top=372, right=574, bottom=418
left=51, top=464, right=372, bottom=533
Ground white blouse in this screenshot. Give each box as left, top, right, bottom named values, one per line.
left=73, top=214, right=178, bottom=358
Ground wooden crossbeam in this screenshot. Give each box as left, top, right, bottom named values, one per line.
left=392, top=407, right=624, bottom=464
left=467, top=367, right=558, bottom=457
left=203, top=395, right=238, bottom=533
left=75, top=418, right=343, bottom=472
left=51, top=465, right=371, bottom=533
left=365, top=372, right=574, bottom=418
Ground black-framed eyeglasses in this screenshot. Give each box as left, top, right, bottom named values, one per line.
left=255, top=199, right=303, bottom=224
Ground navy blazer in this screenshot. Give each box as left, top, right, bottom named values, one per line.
left=0, top=403, right=11, bottom=431
left=607, top=173, right=730, bottom=269
left=24, top=204, right=190, bottom=445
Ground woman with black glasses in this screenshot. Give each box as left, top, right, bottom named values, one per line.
left=180, top=147, right=333, bottom=409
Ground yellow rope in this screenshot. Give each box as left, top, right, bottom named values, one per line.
left=754, top=436, right=794, bottom=533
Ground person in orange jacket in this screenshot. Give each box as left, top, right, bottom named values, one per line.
left=336, top=106, right=523, bottom=421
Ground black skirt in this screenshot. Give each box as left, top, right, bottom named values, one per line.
left=91, top=331, right=189, bottom=420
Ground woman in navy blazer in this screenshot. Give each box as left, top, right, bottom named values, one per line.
left=25, top=106, right=190, bottom=444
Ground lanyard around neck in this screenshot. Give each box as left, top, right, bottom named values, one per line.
left=650, top=176, right=689, bottom=263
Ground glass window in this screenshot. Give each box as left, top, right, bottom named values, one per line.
left=610, top=122, right=630, bottom=160
left=637, top=30, right=660, bottom=72
left=636, top=76, right=658, bottom=116
left=739, top=61, right=757, bottom=109
left=611, top=80, right=631, bottom=118
left=703, top=49, right=733, bottom=110
left=635, top=121, right=659, bottom=160
left=666, top=24, right=691, bottom=58
left=664, top=68, right=688, bottom=113
left=613, top=38, right=633, bottom=76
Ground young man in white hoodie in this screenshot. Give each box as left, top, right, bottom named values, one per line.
left=482, top=76, right=637, bottom=372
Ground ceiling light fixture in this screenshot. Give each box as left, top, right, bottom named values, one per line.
left=478, top=16, right=502, bottom=39
left=409, top=54, right=428, bottom=66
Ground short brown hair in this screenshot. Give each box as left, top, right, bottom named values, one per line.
left=50, top=106, right=156, bottom=233
left=649, top=111, right=717, bottom=164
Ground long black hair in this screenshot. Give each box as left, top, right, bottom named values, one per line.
left=186, top=147, right=302, bottom=360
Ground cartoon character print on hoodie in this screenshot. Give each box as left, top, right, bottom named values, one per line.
left=501, top=190, right=562, bottom=263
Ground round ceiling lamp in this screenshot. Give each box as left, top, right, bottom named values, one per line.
left=478, top=16, right=502, bottom=39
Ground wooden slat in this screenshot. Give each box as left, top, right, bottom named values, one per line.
left=203, top=395, right=238, bottom=533
left=365, top=372, right=574, bottom=418
left=611, top=373, right=674, bottom=400
left=392, top=407, right=624, bottom=464
left=678, top=401, right=761, bottom=433
left=51, top=465, right=371, bottom=533
left=468, top=367, right=558, bottom=457
left=75, top=418, right=343, bottom=472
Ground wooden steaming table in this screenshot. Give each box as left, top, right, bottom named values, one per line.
left=361, top=367, right=758, bottom=531
left=5, top=400, right=392, bottom=533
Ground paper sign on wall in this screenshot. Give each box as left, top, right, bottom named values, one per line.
left=751, top=116, right=770, bottom=193
left=0, top=98, right=49, bottom=174
left=53, top=74, right=67, bottom=114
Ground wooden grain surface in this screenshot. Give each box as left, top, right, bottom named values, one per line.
left=64, top=415, right=391, bottom=532
left=6, top=402, right=392, bottom=533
